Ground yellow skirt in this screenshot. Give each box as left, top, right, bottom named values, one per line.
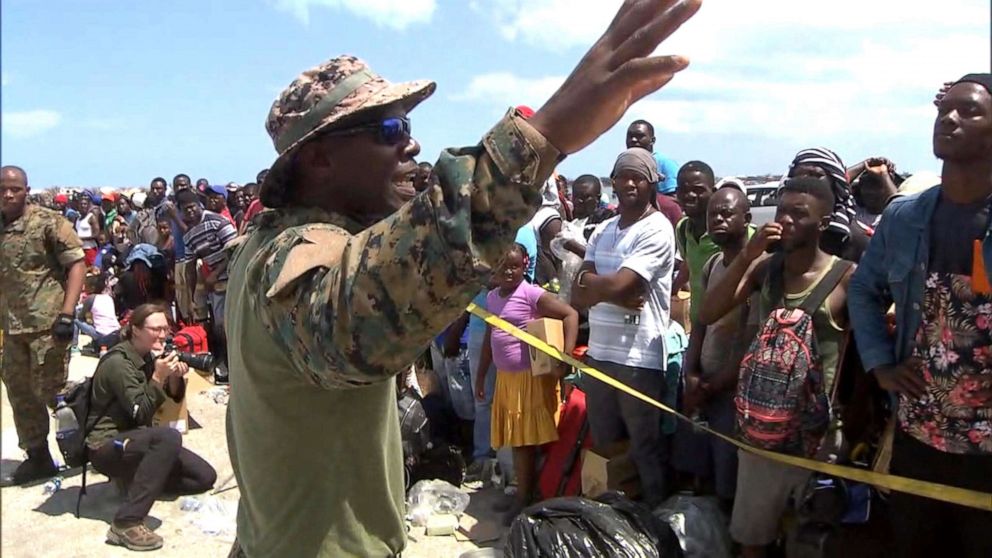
left=491, top=370, right=559, bottom=448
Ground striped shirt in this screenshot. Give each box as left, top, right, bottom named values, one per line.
left=585, top=212, right=674, bottom=370
left=182, top=211, right=237, bottom=281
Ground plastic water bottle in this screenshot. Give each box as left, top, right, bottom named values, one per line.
left=43, top=476, right=63, bottom=495
left=54, top=395, right=79, bottom=445
left=99, top=345, right=108, bottom=357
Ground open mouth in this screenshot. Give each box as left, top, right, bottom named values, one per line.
left=394, top=161, right=419, bottom=201
left=394, top=178, right=417, bottom=200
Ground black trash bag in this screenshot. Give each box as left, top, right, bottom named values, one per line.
left=596, top=491, right=683, bottom=558
left=398, top=390, right=431, bottom=461
left=506, top=496, right=682, bottom=558
left=653, top=494, right=733, bottom=558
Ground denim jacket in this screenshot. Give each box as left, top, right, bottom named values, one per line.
left=848, top=186, right=992, bottom=372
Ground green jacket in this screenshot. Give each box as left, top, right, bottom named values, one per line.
left=225, top=111, right=560, bottom=557
left=85, top=341, right=177, bottom=448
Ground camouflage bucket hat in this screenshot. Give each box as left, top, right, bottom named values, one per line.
left=259, top=55, right=436, bottom=208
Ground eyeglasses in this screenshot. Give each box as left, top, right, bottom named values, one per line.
left=142, top=325, right=171, bottom=334
left=322, top=116, right=411, bottom=146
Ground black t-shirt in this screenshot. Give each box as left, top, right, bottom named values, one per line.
left=929, top=192, right=991, bottom=275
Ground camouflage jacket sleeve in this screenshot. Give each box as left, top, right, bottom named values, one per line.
left=254, top=110, right=561, bottom=389
left=48, top=212, right=85, bottom=267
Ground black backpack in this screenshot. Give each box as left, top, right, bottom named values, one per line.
left=56, top=350, right=116, bottom=517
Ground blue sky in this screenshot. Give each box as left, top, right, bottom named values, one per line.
left=2, top=0, right=989, bottom=189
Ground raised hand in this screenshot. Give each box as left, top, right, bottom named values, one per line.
left=744, top=222, right=783, bottom=261
left=529, top=0, right=702, bottom=155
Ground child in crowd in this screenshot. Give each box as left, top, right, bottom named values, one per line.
left=75, top=272, right=121, bottom=354
left=475, top=243, right=578, bottom=523
left=155, top=217, right=175, bottom=266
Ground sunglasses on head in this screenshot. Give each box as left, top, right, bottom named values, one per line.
left=323, top=116, right=411, bottom=146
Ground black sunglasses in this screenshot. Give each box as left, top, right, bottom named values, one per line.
left=322, top=116, right=411, bottom=146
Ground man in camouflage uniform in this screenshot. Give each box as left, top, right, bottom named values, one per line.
left=0, top=165, right=87, bottom=486
left=223, top=1, right=700, bottom=556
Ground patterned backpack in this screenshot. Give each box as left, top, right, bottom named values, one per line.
left=735, top=257, right=852, bottom=456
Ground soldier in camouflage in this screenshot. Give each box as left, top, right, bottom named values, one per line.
left=0, top=165, right=87, bottom=486
left=223, top=1, right=701, bottom=556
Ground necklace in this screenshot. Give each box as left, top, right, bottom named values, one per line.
left=612, top=204, right=656, bottom=249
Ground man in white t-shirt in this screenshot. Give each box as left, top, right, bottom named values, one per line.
left=571, top=148, right=675, bottom=506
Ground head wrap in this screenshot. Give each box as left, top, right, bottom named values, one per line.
left=131, top=191, right=147, bottom=209
left=788, top=147, right=855, bottom=240
left=956, top=73, right=992, bottom=95
left=612, top=148, right=662, bottom=184
left=612, top=148, right=662, bottom=209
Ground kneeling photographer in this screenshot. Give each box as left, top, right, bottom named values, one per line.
left=85, top=303, right=216, bottom=552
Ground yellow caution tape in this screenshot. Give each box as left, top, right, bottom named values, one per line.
left=467, top=303, right=992, bottom=512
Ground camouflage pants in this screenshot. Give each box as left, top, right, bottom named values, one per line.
left=0, top=332, right=69, bottom=450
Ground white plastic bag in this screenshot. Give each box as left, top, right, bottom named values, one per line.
left=549, top=221, right=586, bottom=303
left=406, top=479, right=471, bottom=527
left=178, top=496, right=238, bottom=538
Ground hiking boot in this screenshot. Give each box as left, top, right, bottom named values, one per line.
left=107, top=522, right=163, bottom=551
left=0, top=446, right=59, bottom=487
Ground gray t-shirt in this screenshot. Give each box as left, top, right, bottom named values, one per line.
left=929, top=192, right=991, bottom=275
left=699, top=253, right=757, bottom=380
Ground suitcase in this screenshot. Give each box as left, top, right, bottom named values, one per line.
left=538, top=386, right=593, bottom=499
left=173, top=324, right=209, bottom=353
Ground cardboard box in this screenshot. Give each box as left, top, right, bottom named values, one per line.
left=671, top=290, right=692, bottom=334
left=526, top=318, right=564, bottom=376
left=581, top=440, right=641, bottom=499
left=187, top=371, right=214, bottom=394
left=153, top=389, right=188, bottom=434
left=151, top=373, right=213, bottom=434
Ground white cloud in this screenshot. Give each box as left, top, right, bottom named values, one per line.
left=272, top=0, right=436, bottom=29
left=1, top=110, right=62, bottom=138
left=451, top=72, right=564, bottom=107
left=460, top=1, right=989, bottom=142
left=473, top=0, right=987, bottom=54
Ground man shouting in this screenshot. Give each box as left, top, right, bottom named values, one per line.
left=224, top=1, right=702, bottom=556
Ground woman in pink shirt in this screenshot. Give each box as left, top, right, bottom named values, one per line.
left=475, top=243, right=578, bottom=523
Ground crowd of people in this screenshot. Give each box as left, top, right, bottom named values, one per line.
left=0, top=2, right=989, bottom=555
left=422, top=76, right=992, bottom=558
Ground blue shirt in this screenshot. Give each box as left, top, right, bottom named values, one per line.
left=468, top=289, right=489, bottom=337
left=654, top=152, right=679, bottom=195
left=515, top=225, right=538, bottom=281
left=848, top=186, right=992, bottom=372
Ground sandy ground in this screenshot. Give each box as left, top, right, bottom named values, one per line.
left=1, top=343, right=505, bottom=558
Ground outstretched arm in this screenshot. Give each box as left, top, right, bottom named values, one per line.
left=252, top=0, right=703, bottom=389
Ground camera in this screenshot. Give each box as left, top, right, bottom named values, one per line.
left=162, top=336, right=216, bottom=372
